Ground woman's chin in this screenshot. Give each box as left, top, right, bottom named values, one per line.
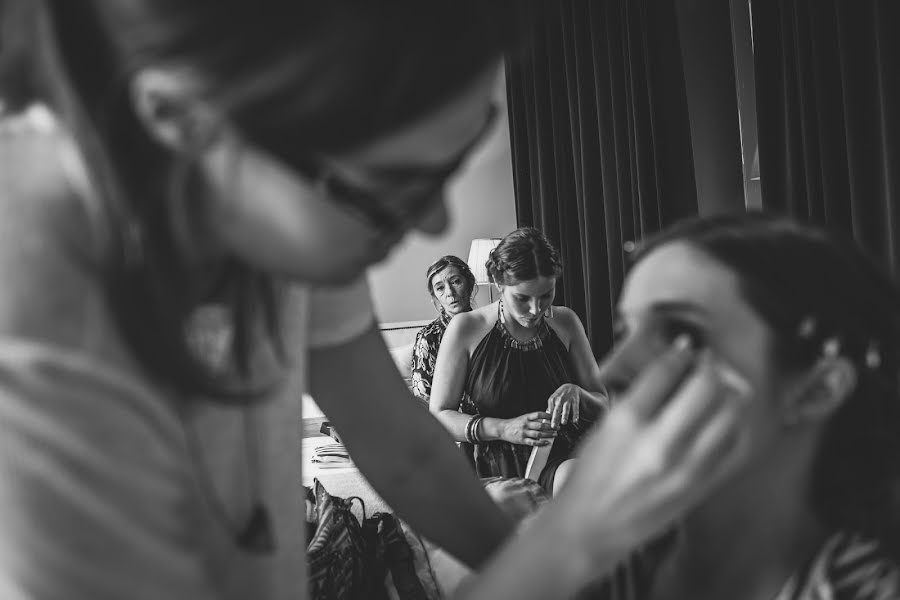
left=445, top=304, right=469, bottom=317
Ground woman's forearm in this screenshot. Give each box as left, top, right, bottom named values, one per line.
left=435, top=409, right=474, bottom=442
left=311, top=329, right=514, bottom=568
left=376, top=408, right=514, bottom=567
left=454, top=498, right=610, bottom=599
left=579, top=388, right=611, bottom=409
left=437, top=410, right=508, bottom=443
left=577, top=387, right=611, bottom=422
left=478, top=417, right=506, bottom=442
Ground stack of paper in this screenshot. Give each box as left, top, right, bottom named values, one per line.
left=310, top=443, right=354, bottom=468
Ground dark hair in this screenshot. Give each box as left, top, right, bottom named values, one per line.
left=0, top=1, right=45, bottom=114
left=633, top=211, right=900, bottom=554
left=425, top=255, right=476, bottom=304
left=29, top=0, right=532, bottom=398
left=486, top=227, right=563, bottom=286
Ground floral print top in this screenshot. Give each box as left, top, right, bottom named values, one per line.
left=579, top=530, right=900, bottom=599
left=410, top=312, right=452, bottom=404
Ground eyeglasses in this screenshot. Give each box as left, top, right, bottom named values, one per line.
left=304, top=103, right=499, bottom=238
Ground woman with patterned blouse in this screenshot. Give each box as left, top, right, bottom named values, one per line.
left=410, top=255, right=476, bottom=404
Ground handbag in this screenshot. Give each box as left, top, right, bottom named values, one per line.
left=306, top=479, right=430, bottom=600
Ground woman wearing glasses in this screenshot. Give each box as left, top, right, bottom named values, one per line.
left=0, top=2, right=748, bottom=599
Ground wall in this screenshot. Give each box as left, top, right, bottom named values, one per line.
left=368, top=72, right=517, bottom=325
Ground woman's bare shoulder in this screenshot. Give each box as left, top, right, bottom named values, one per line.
left=551, top=305, right=582, bottom=326
left=546, top=306, right=584, bottom=346
left=447, top=304, right=496, bottom=344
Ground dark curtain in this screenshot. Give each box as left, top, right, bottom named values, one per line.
left=752, top=0, right=900, bottom=278
left=505, top=0, right=699, bottom=355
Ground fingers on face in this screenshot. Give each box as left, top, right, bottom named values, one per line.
left=653, top=356, right=746, bottom=466
left=681, top=399, right=745, bottom=480
left=653, top=397, right=746, bottom=507
left=624, top=337, right=696, bottom=420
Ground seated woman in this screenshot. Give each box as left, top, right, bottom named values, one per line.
left=430, top=227, right=607, bottom=494
left=410, top=255, right=476, bottom=404
left=588, top=212, right=900, bottom=598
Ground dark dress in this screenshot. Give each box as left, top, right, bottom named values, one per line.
left=459, top=308, right=588, bottom=490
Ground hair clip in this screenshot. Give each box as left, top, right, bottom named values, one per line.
left=796, top=316, right=817, bottom=340
left=865, top=341, right=882, bottom=370
left=822, top=337, right=841, bottom=359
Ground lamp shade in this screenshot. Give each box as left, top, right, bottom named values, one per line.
left=467, top=238, right=501, bottom=285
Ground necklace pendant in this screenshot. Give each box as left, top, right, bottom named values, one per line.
left=236, top=504, right=276, bottom=554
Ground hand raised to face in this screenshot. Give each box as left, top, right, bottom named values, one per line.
left=551, top=335, right=751, bottom=561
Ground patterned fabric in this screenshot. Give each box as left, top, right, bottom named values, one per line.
left=579, top=531, right=900, bottom=600
left=306, top=480, right=430, bottom=600
left=306, top=481, right=367, bottom=599
left=410, top=313, right=452, bottom=404
left=776, top=532, right=900, bottom=600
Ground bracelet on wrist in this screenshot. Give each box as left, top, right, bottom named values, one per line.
left=473, top=416, right=484, bottom=443
left=465, top=414, right=478, bottom=444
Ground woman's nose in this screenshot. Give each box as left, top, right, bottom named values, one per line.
left=597, top=335, right=658, bottom=395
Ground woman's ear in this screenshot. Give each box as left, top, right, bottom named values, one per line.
left=783, top=357, right=857, bottom=426
left=130, top=68, right=219, bottom=153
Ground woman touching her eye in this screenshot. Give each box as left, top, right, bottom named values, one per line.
left=581, top=212, right=900, bottom=600
left=430, top=227, right=609, bottom=494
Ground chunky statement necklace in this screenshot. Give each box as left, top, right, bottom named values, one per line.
left=498, top=299, right=544, bottom=348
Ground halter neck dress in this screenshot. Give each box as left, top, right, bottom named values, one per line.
left=459, top=304, right=588, bottom=491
